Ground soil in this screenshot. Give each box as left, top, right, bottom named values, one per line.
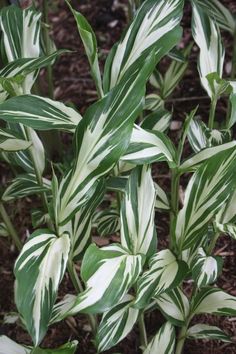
left=1, top=0, right=236, bottom=353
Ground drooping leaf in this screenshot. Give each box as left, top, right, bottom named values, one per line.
left=143, top=322, right=176, bottom=354
left=14, top=230, right=70, bottom=345
left=96, top=294, right=139, bottom=352
left=134, top=249, right=188, bottom=309
left=155, top=287, right=190, bottom=326
left=155, top=183, right=170, bottom=210
left=103, top=0, right=184, bottom=92
left=120, top=165, right=156, bottom=258
left=0, top=128, right=31, bottom=152
left=187, top=324, right=232, bottom=343
left=176, top=147, right=236, bottom=250
left=0, top=336, right=30, bottom=354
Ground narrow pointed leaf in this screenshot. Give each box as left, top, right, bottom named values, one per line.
left=187, top=324, right=232, bottom=343
left=155, top=183, right=170, bottom=210
left=143, top=322, right=175, bottom=354
left=14, top=230, right=70, bottom=345
left=188, top=118, right=208, bottom=153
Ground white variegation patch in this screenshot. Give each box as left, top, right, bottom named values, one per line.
left=144, top=322, right=175, bottom=354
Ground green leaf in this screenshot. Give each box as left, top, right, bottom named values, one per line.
left=214, top=221, right=236, bottom=240
left=145, top=93, right=164, bottom=111
left=191, top=1, right=225, bottom=99
left=192, top=287, right=236, bottom=316
left=155, top=183, right=170, bottom=210
left=142, top=109, right=172, bottom=132
left=2, top=174, right=51, bottom=202
left=30, top=341, right=78, bottom=354
left=155, top=287, right=190, bottom=327
left=96, top=294, right=139, bottom=352
left=14, top=230, right=70, bottom=345
left=193, top=0, right=235, bottom=34
left=188, top=118, right=208, bottom=153
left=95, top=209, right=120, bottom=237
left=227, top=81, right=236, bottom=129
left=176, top=147, right=236, bottom=250
left=0, top=95, right=82, bottom=131
left=0, top=128, right=32, bottom=152
left=121, top=125, right=177, bottom=166
left=0, top=336, right=30, bottom=354
left=67, top=2, right=103, bottom=97
left=143, top=322, right=176, bottom=354
left=57, top=51, right=157, bottom=225
left=134, top=249, right=188, bottom=309
left=216, top=189, right=236, bottom=225
left=120, top=165, right=156, bottom=258
left=0, top=222, right=9, bottom=238
left=51, top=294, right=77, bottom=324
left=191, top=248, right=223, bottom=288
left=103, top=0, right=184, bottom=92
left=187, top=324, right=232, bottom=343
left=65, top=244, right=143, bottom=315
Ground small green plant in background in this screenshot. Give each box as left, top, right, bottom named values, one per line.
left=0, top=0, right=236, bottom=353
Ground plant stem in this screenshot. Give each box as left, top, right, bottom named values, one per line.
left=0, top=201, right=22, bottom=251
left=67, top=260, right=97, bottom=334
left=207, top=232, right=220, bottom=254
left=208, top=97, right=217, bottom=129
left=138, top=312, right=148, bottom=348
left=175, top=324, right=188, bottom=354
left=231, top=28, right=236, bottom=80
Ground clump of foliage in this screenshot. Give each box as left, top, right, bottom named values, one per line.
left=0, top=0, right=236, bottom=353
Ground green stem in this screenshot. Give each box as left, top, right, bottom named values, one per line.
left=207, top=231, right=220, bottom=254
left=226, top=28, right=236, bottom=128
left=175, top=323, right=188, bottom=354
left=0, top=201, right=22, bottom=251
left=138, top=312, right=148, bottom=348
left=67, top=260, right=97, bottom=334
left=208, top=97, right=217, bottom=129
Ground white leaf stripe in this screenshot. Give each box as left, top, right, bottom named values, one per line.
left=121, top=165, right=156, bottom=257
left=65, top=244, right=143, bottom=315
left=134, top=249, right=188, bottom=308
left=121, top=125, right=176, bottom=166
left=0, top=336, right=30, bottom=354
left=103, top=0, right=184, bottom=92
left=188, top=118, right=208, bottom=153
left=187, top=324, right=232, bottom=343
left=51, top=294, right=77, bottom=324
left=216, top=188, right=236, bottom=225
left=176, top=147, right=236, bottom=250
left=96, top=209, right=120, bottom=236
left=192, top=287, right=236, bottom=316
left=155, top=183, right=170, bottom=210
left=0, top=95, right=82, bottom=131
left=191, top=1, right=225, bottom=98
left=215, top=221, right=236, bottom=240
left=155, top=287, right=190, bottom=326
left=0, top=128, right=32, bottom=152
left=57, top=52, right=157, bottom=225
left=14, top=231, right=70, bottom=345
left=142, top=109, right=172, bottom=132
left=96, top=295, right=139, bottom=352
left=144, top=322, right=176, bottom=354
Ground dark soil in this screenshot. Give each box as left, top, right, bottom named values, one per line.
left=1, top=0, right=236, bottom=353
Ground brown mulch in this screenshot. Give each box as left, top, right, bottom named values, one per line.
left=1, top=0, right=236, bottom=353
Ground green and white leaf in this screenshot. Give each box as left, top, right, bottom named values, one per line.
left=191, top=1, right=225, bottom=99
left=155, top=287, right=190, bottom=326
left=121, top=165, right=156, bottom=257
left=65, top=244, right=143, bottom=315
left=95, top=209, right=120, bottom=237
left=0, top=222, right=9, bottom=238
left=227, top=81, right=236, bottom=129
left=121, top=125, right=176, bottom=166
left=187, top=324, right=232, bottom=343
left=214, top=221, right=236, bottom=240
left=191, top=248, right=222, bottom=288
left=216, top=188, right=236, bottom=225
left=192, top=287, right=236, bottom=316
left=68, top=3, right=103, bottom=97
left=96, top=294, right=139, bottom=352
left=176, top=147, right=236, bottom=250
left=188, top=118, right=208, bottom=153
left=2, top=174, right=51, bottom=202
left=0, top=95, right=82, bottom=131
left=14, top=230, right=70, bottom=345
left=143, top=322, right=175, bottom=354
left=0, top=128, right=31, bottom=152
left=142, top=109, right=172, bottom=132
left=135, top=249, right=188, bottom=308
left=51, top=294, right=77, bottom=324
left=0, top=336, right=30, bottom=354
left=155, top=183, right=170, bottom=210
left=145, top=93, right=164, bottom=111
left=103, top=0, right=184, bottom=92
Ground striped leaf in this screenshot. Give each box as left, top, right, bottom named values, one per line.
left=191, top=248, right=222, bottom=288
left=14, top=230, right=70, bottom=345
left=216, top=189, right=236, bottom=225
left=187, top=324, right=232, bottom=343
left=188, top=118, right=208, bottom=153
left=2, top=174, right=51, bottom=201
left=142, top=109, right=172, bottom=132
left=155, top=287, right=190, bottom=326
left=0, top=128, right=31, bottom=152
left=0, top=95, right=82, bottom=131
left=180, top=141, right=236, bottom=171
left=191, top=1, right=225, bottom=99
left=193, top=0, right=235, bottom=34
left=57, top=51, right=157, bottom=225
left=51, top=294, right=77, bottom=324
left=65, top=244, right=143, bottom=315
left=155, top=183, right=170, bottom=210
left=121, top=165, right=156, bottom=257
left=59, top=180, right=105, bottom=261
left=96, top=294, right=139, bottom=352
left=0, top=336, right=30, bottom=354
left=30, top=342, right=78, bottom=354
left=215, top=221, right=236, bottom=240
left=145, top=93, right=164, bottom=111
left=103, top=0, right=184, bottom=92
left=121, top=125, right=177, bottom=166
left=176, top=147, right=236, bottom=250
left=135, top=249, right=188, bottom=309
left=96, top=209, right=120, bottom=237
left=67, top=3, right=103, bottom=97
left=228, top=82, right=236, bottom=129
left=192, top=287, right=236, bottom=316
left=143, top=322, right=176, bottom=354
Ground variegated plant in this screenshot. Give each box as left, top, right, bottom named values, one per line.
left=1, top=1, right=236, bottom=354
